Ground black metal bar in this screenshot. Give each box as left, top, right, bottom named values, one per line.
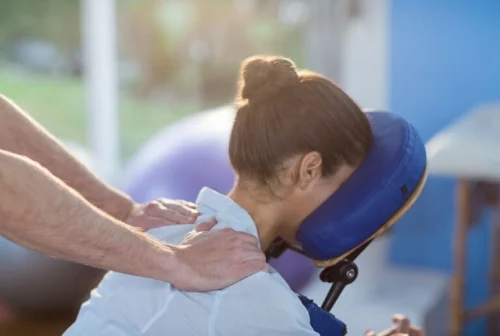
left=321, top=282, right=347, bottom=311
left=320, top=261, right=358, bottom=311
left=266, top=238, right=375, bottom=312
left=319, top=240, right=372, bottom=311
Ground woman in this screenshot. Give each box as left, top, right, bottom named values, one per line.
left=63, top=56, right=404, bottom=336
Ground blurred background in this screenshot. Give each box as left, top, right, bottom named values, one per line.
left=1, top=0, right=500, bottom=335
left=0, top=0, right=377, bottom=164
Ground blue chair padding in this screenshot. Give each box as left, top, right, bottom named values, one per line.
left=298, top=294, right=347, bottom=336
left=297, top=111, right=426, bottom=260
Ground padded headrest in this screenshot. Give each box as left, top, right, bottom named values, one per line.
left=297, top=111, right=426, bottom=261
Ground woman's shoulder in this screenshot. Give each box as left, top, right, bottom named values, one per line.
left=216, top=271, right=318, bottom=335
left=221, top=270, right=311, bottom=318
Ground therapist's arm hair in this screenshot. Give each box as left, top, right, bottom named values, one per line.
left=0, top=149, right=174, bottom=279
left=0, top=95, right=133, bottom=221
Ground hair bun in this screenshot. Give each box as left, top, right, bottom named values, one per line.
left=238, top=56, right=300, bottom=103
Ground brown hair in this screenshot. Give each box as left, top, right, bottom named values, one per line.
left=229, top=55, right=372, bottom=185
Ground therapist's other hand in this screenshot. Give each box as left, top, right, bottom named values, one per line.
left=126, top=199, right=199, bottom=230
left=365, top=314, right=423, bottom=336
left=169, top=219, right=268, bottom=291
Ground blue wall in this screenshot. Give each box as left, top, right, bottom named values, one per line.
left=388, top=0, right=500, bottom=334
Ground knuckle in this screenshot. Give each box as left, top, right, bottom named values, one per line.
left=255, top=253, right=266, bottom=261
left=229, top=236, right=240, bottom=247
left=148, top=201, right=161, bottom=209
left=229, top=234, right=240, bottom=242
left=221, top=228, right=234, bottom=235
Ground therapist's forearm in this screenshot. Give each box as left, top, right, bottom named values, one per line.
left=0, top=95, right=133, bottom=221
left=0, top=149, right=174, bottom=280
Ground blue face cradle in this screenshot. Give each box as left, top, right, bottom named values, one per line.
left=265, top=111, right=427, bottom=336
left=297, top=111, right=427, bottom=262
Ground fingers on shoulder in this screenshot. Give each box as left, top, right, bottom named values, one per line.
left=195, top=218, right=217, bottom=231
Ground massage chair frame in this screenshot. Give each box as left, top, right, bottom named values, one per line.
left=265, top=169, right=427, bottom=312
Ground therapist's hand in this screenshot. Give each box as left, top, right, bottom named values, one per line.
left=168, top=219, right=268, bottom=291
left=365, top=314, right=423, bottom=336
left=126, top=199, right=199, bottom=230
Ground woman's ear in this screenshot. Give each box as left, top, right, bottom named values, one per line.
left=298, top=152, right=322, bottom=189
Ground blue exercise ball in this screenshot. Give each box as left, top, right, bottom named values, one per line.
left=123, top=106, right=235, bottom=203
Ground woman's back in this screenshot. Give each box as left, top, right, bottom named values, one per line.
left=64, top=188, right=319, bottom=336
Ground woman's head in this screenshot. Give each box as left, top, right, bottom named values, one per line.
left=228, top=56, right=372, bottom=245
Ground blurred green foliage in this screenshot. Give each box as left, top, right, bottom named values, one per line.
left=0, top=0, right=80, bottom=52
left=0, top=0, right=305, bottom=158
left=0, top=70, right=195, bottom=159
left=0, top=0, right=304, bottom=99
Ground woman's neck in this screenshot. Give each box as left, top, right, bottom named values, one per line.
left=227, top=185, right=283, bottom=251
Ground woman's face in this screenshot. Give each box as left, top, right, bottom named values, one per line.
left=275, top=153, right=357, bottom=246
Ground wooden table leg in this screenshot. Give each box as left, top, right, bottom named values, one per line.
left=489, top=204, right=500, bottom=336
left=451, top=180, right=470, bottom=336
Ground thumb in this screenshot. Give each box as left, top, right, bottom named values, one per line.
left=194, top=218, right=217, bottom=232
left=392, top=315, right=411, bottom=333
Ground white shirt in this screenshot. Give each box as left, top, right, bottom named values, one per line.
left=64, top=188, right=319, bottom=336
